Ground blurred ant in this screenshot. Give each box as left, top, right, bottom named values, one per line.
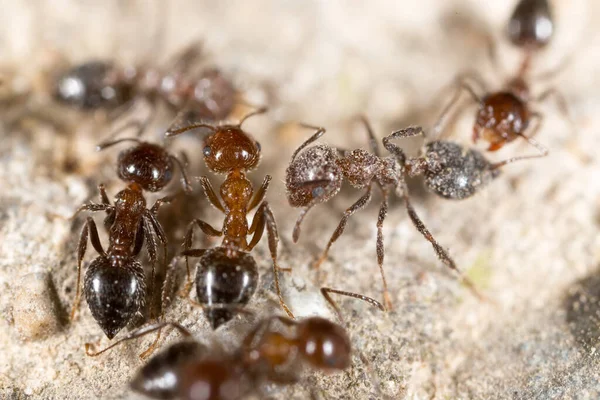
left=53, top=44, right=237, bottom=134
left=70, top=137, right=191, bottom=339
left=85, top=287, right=384, bottom=399
left=286, top=119, right=533, bottom=309
left=164, top=108, right=293, bottom=329
left=433, top=0, right=569, bottom=157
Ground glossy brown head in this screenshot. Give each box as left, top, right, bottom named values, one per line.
left=179, top=359, right=242, bottom=400
left=474, top=92, right=530, bottom=151
left=296, top=317, right=351, bottom=371
left=507, top=0, right=553, bottom=50
left=117, top=142, right=174, bottom=192
left=202, top=126, right=261, bottom=173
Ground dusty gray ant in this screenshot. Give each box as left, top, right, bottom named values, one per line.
left=285, top=119, right=530, bottom=309
left=85, top=287, right=384, bottom=399
left=433, top=0, right=570, bottom=158
left=163, top=108, right=293, bottom=329
left=70, top=137, right=190, bottom=339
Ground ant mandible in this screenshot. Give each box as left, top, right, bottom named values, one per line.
left=164, top=108, right=294, bottom=329
left=286, top=119, right=531, bottom=309
left=433, top=0, right=568, bottom=158
left=85, top=287, right=384, bottom=399
left=70, top=137, right=191, bottom=339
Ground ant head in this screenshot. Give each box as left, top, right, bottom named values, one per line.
left=296, top=317, right=351, bottom=371
left=131, top=341, right=208, bottom=399
left=117, top=142, right=174, bottom=192
left=285, top=144, right=343, bottom=208
left=202, top=126, right=261, bottom=173
left=191, top=68, right=236, bottom=121
left=194, top=247, right=258, bottom=329
left=83, top=257, right=145, bottom=339
left=54, top=61, right=133, bottom=110
left=178, top=359, right=242, bottom=400
left=507, top=0, right=553, bottom=50
left=422, top=141, right=499, bottom=200
left=475, top=92, right=530, bottom=151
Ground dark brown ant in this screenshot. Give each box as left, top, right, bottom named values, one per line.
left=85, top=288, right=384, bottom=399
left=433, top=0, right=568, bottom=157
left=53, top=45, right=237, bottom=131
left=163, top=108, right=293, bottom=329
left=286, top=120, right=532, bottom=309
left=70, top=137, right=190, bottom=339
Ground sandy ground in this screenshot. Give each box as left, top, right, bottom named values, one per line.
left=2, top=0, right=600, bottom=399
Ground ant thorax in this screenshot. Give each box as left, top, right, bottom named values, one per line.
left=337, top=150, right=401, bottom=189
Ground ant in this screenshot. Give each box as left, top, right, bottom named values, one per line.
left=285, top=119, right=534, bottom=309
left=432, top=0, right=569, bottom=158
left=53, top=44, right=237, bottom=134
left=163, top=108, right=294, bottom=329
left=70, top=136, right=191, bottom=339
left=85, top=287, right=385, bottom=399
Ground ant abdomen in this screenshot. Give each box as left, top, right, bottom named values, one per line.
left=296, top=317, right=351, bottom=370
left=178, top=359, right=242, bottom=400
left=188, top=68, right=237, bottom=121
left=285, top=144, right=343, bottom=208
left=83, top=257, right=146, bottom=339
left=54, top=61, right=133, bottom=110
left=130, top=341, right=207, bottom=400
left=195, top=248, right=258, bottom=329
left=423, top=141, right=498, bottom=200
left=117, top=143, right=174, bottom=192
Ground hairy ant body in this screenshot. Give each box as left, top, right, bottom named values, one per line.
left=53, top=45, right=236, bottom=129
left=85, top=288, right=384, bottom=399
left=433, top=0, right=567, bottom=158
left=164, top=109, right=293, bottom=329
left=71, top=137, right=190, bottom=339
left=286, top=120, right=533, bottom=309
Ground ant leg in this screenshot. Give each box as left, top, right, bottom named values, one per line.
left=181, top=220, right=222, bottom=294
left=291, top=179, right=337, bottom=243
left=132, top=220, right=145, bottom=256
left=253, top=201, right=295, bottom=319
left=313, top=185, right=373, bottom=270
left=431, top=73, right=484, bottom=140
left=382, top=126, right=426, bottom=165
left=85, top=321, right=192, bottom=357
left=142, top=217, right=160, bottom=319
left=150, top=195, right=174, bottom=215
left=71, top=217, right=106, bottom=320
left=169, top=154, right=192, bottom=193
left=491, top=113, right=548, bottom=170
left=358, top=115, right=380, bottom=156
left=71, top=203, right=112, bottom=220
left=292, top=124, right=326, bottom=162
left=198, top=176, right=225, bottom=213
left=534, top=87, right=576, bottom=135
left=98, top=183, right=110, bottom=205
left=397, top=183, right=484, bottom=300
left=320, top=287, right=384, bottom=323
left=165, top=41, right=204, bottom=74
left=375, top=187, right=393, bottom=310
left=248, top=175, right=272, bottom=211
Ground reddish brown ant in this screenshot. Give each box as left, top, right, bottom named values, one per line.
left=433, top=0, right=569, bottom=158
left=163, top=108, right=294, bottom=329
left=85, top=288, right=384, bottom=399
left=70, top=137, right=190, bottom=339
left=286, top=119, right=535, bottom=309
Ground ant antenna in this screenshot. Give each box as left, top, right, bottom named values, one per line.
left=84, top=322, right=192, bottom=357
left=292, top=124, right=326, bottom=162
left=237, top=106, right=268, bottom=128
left=96, top=137, right=142, bottom=152
left=320, top=287, right=385, bottom=323
left=491, top=133, right=548, bottom=170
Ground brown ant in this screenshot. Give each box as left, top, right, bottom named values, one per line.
left=85, top=288, right=384, bottom=399
left=53, top=45, right=237, bottom=133
left=286, top=119, right=534, bottom=309
left=163, top=108, right=294, bottom=329
left=70, top=137, right=191, bottom=339
left=433, top=0, right=569, bottom=157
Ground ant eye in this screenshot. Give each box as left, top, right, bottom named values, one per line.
left=312, top=187, right=324, bottom=198
left=203, top=146, right=212, bottom=156
left=255, top=141, right=261, bottom=151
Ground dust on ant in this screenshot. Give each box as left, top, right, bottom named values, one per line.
left=85, top=287, right=384, bottom=399
left=70, top=136, right=190, bottom=340
left=285, top=119, right=526, bottom=309
left=433, top=0, right=570, bottom=158
left=163, top=107, right=294, bottom=329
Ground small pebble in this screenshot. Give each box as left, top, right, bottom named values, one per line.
left=12, top=272, right=62, bottom=340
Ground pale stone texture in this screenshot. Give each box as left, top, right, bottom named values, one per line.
left=1, top=0, right=600, bottom=399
